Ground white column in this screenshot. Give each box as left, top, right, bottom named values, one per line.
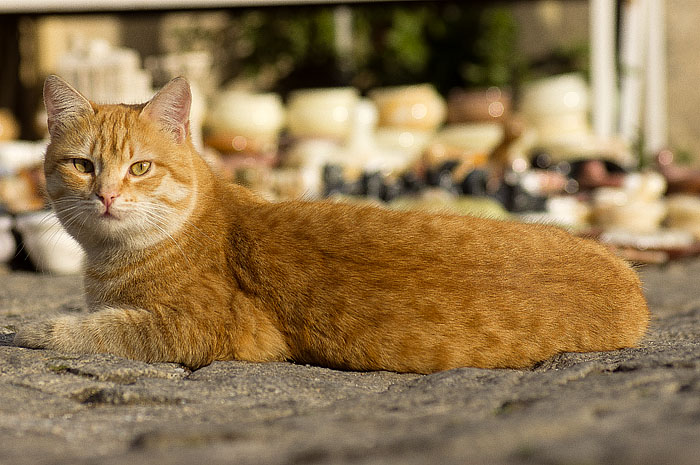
left=590, top=0, right=617, bottom=139
left=619, top=0, right=648, bottom=146
left=644, top=0, right=668, bottom=155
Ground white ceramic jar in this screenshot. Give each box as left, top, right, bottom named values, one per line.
left=592, top=187, right=667, bottom=233
left=0, top=216, right=15, bottom=265
left=15, top=211, right=84, bottom=274
left=0, top=141, right=47, bottom=174
left=520, top=73, right=590, bottom=144
left=287, top=87, right=360, bottom=140
left=369, top=84, right=446, bottom=131
left=208, top=91, right=286, bottom=141
left=666, top=195, right=700, bottom=240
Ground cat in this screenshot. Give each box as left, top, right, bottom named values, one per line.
left=13, top=75, right=650, bottom=374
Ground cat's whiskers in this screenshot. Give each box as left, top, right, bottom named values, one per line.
left=53, top=205, right=88, bottom=227
left=51, top=198, right=96, bottom=242
left=52, top=211, right=87, bottom=245
left=51, top=197, right=94, bottom=217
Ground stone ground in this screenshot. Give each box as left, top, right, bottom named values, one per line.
left=0, top=260, right=698, bottom=465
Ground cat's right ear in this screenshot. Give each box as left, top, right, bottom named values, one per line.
left=43, top=75, right=94, bottom=139
left=139, top=77, right=191, bottom=144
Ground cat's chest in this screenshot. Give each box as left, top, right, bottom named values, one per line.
left=84, top=266, right=160, bottom=308
left=84, top=254, right=235, bottom=311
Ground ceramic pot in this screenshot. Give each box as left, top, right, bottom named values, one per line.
left=0, top=216, right=15, bottom=264
left=666, top=194, right=700, bottom=240
left=592, top=188, right=667, bottom=233
left=370, top=84, right=446, bottom=131
left=287, top=88, right=359, bottom=140
left=15, top=211, right=84, bottom=274
left=447, top=87, right=511, bottom=123
left=520, top=73, right=590, bottom=143
left=207, top=91, right=285, bottom=139
left=0, top=109, right=19, bottom=141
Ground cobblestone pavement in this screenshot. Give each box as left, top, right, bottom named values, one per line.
left=0, top=260, right=698, bottom=465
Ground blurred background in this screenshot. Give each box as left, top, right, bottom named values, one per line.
left=2, top=0, right=700, bottom=273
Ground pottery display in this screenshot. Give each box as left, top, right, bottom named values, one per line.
left=1, top=57, right=698, bottom=268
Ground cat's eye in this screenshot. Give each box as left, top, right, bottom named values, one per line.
left=72, top=158, right=94, bottom=174
left=129, top=161, right=151, bottom=176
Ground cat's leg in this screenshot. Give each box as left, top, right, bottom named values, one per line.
left=13, top=307, right=213, bottom=368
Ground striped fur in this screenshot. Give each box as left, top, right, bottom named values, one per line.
left=14, top=76, right=650, bottom=373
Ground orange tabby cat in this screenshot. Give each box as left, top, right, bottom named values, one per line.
left=14, top=75, right=649, bottom=373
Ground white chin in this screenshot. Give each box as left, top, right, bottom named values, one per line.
left=92, top=214, right=134, bottom=236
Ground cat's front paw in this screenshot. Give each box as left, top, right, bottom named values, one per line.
left=14, top=315, right=81, bottom=351
left=13, top=320, right=57, bottom=349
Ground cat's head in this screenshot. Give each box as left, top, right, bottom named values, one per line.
left=43, top=75, right=200, bottom=251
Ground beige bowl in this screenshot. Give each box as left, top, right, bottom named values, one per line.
left=666, top=194, right=700, bottom=240
left=370, top=84, right=446, bottom=131
left=520, top=73, right=589, bottom=118
left=430, top=123, right=503, bottom=154
left=447, top=87, right=511, bottom=123
left=592, top=188, right=667, bottom=233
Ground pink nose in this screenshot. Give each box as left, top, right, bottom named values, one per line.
left=98, top=192, right=119, bottom=210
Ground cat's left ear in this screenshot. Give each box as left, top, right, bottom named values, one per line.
left=140, top=77, right=191, bottom=144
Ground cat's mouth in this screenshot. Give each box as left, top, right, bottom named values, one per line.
left=99, top=209, right=121, bottom=220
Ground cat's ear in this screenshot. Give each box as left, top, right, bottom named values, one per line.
left=43, top=75, right=94, bottom=139
left=140, top=77, right=191, bottom=144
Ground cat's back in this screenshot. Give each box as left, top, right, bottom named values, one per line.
left=237, top=197, right=628, bottom=278
left=229, top=197, right=648, bottom=372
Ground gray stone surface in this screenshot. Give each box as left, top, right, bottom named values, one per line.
left=0, top=260, right=699, bottom=465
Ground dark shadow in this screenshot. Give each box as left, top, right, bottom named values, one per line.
left=0, top=332, right=16, bottom=347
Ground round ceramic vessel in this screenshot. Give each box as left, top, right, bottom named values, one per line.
left=369, top=84, right=446, bottom=131
left=0, top=215, right=15, bottom=264
left=287, top=87, right=359, bottom=140
left=207, top=90, right=285, bottom=138
left=15, top=210, right=84, bottom=274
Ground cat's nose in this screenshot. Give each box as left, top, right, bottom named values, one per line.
left=97, top=192, right=119, bottom=210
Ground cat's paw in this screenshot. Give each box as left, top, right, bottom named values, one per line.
left=13, top=315, right=81, bottom=351
left=13, top=320, right=57, bottom=349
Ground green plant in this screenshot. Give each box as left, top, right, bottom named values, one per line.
left=460, top=7, right=518, bottom=88
left=210, top=3, right=521, bottom=95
